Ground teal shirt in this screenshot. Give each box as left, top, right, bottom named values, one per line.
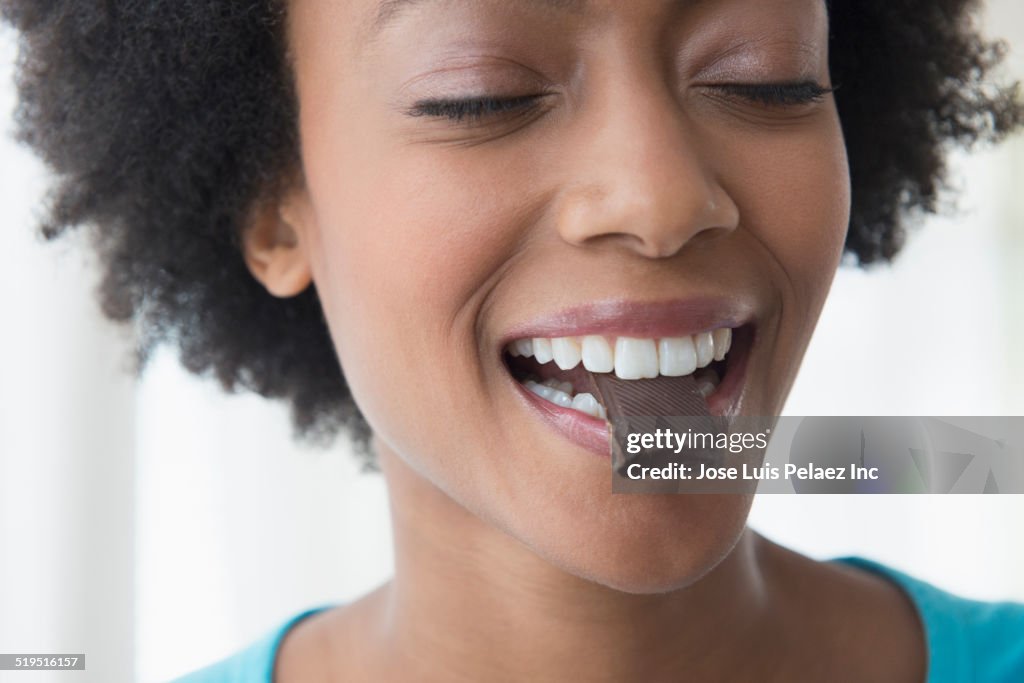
left=171, top=558, right=1024, bottom=682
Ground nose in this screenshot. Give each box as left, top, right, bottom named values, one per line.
left=554, top=77, right=740, bottom=259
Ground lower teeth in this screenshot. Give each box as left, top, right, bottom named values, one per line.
left=523, top=380, right=606, bottom=419
left=523, top=369, right=720, bottom=418
left=695, top=367, right=721, bottom=398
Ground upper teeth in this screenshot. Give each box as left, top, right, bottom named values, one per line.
left=508, top=328, right=732, bottom=380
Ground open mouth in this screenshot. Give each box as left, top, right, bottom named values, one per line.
left=502, top=326, right=752, bottom=422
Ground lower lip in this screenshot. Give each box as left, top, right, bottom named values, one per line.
left=507, top=336, right=752, bottom=457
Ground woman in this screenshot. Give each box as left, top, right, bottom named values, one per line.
left=3, top=0, right=1023, bottom=680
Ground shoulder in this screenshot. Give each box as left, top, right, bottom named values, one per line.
left=837, top=557, right=1024, bottom=683
left=168, top=606, right=334, bottom=683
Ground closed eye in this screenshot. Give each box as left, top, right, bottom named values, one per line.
left=711, top=81, right=836, bottom=107
left=406, top=94, right=548, bottom=123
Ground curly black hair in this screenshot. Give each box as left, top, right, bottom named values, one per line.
left=2, top=0, right=1021, bottom=459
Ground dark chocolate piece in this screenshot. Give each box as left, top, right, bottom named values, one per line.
left=590, top=373, right=720, bottom=490
left=591, top=374, right=710, bottom=419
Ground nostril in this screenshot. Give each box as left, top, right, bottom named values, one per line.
left=589, top=231, right=665, bottom=256
left=566, top=226, right=719, bottom=261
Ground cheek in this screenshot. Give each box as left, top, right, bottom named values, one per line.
left=717, top=113, right=850, bottom=411
left=730, top=119, right=850, bottom=305
left=703, top=113, right=850, bottom=323
left=298, top=122, right=536, bottom=460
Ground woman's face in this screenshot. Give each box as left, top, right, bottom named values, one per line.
left=281, top=0, right=849, bottom=591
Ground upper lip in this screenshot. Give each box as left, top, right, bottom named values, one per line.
left=499, top=297, right=755, bottom=348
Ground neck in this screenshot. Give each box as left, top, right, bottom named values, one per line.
left=374, top=443, right=779, bottom=681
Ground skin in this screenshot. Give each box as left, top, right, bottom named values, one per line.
left=243, top=0, right=927, bottom=680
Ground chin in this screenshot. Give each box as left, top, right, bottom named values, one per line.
left=522, top=494, right=753, bottom=595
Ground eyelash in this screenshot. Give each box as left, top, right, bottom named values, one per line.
left=407, top=82, right=834, bottom=123
left=406, top=95, right=547, bottom=123
left=714, top=81, right=836, bottom=106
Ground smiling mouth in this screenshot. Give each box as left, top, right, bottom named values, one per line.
left=503, top=327, right=745, bottom=421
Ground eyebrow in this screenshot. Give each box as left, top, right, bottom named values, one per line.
left=372, top=0, right=586, bottom=35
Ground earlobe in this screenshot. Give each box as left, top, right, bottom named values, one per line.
left=242, top=190, right=314, bottom=298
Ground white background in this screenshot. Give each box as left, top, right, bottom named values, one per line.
left=1, top=3, right=1022, bottom=681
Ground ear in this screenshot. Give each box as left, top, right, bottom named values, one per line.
left=242, top=185, right=314, bottom=298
